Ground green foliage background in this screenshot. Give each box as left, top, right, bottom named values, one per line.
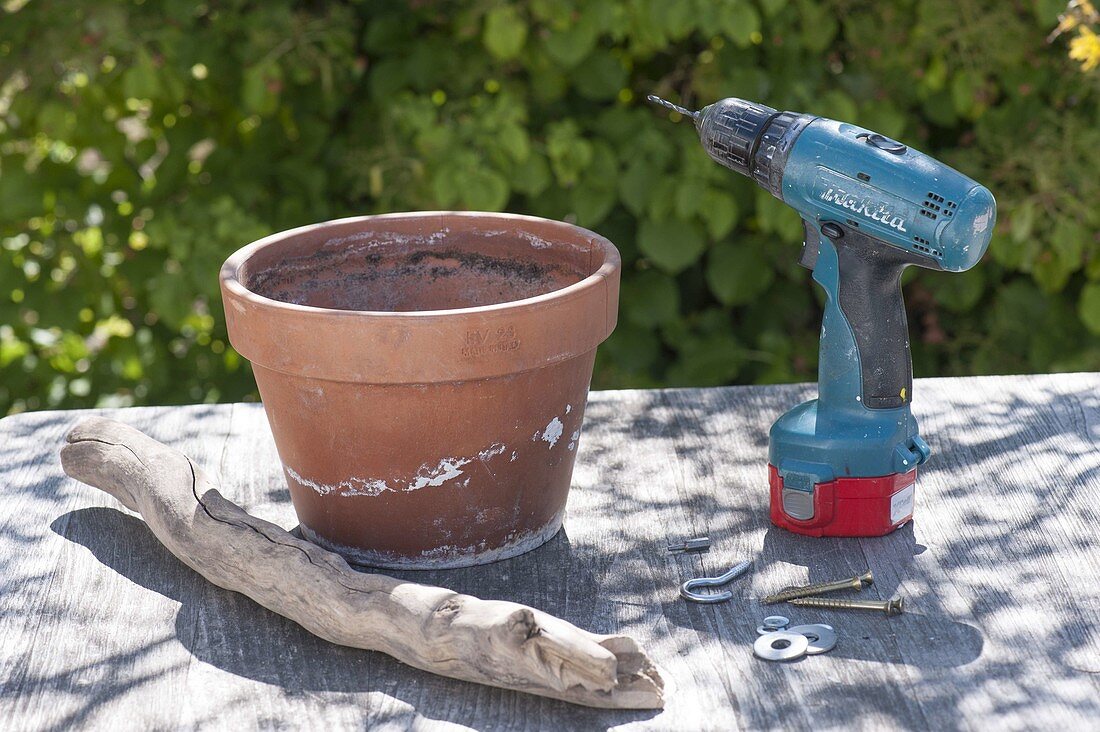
left=1, top=0, right=1098, bottom=414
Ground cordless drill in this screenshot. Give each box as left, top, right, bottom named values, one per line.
left=649, top=95, right=996, bottom=537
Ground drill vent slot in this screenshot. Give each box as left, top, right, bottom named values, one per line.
left=857, top=172, right=871, bottom=182
left=912, top=236, right=943, bottom=258
left=924, top=195, right=958, bottom=219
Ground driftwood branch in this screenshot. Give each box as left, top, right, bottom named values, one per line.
left=59, top=417, right=664, bottom=709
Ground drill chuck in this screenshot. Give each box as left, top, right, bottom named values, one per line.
left=648, top=95, right=814, bottom=199
left=693, top=97, right=779, bottom=176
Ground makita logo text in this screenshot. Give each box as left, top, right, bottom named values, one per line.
left=819, top=187, right=908, bottom=232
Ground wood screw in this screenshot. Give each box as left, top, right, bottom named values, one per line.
left=761, top=570, right=874, bottom=605
left=787, top=596, right=904, bottom=616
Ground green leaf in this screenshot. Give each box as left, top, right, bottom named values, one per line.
left=571, top=183, right=616, bottom=227
left=706, top=242, right=774, bottom=305
left=147, top=271, right=193, bottom=330
left=241, top=62, right=282, bottom=116
left=620, top=269, right=679, bottom=327
left=1051, top=218, right=1089, bottom=265
left=510, top=154, right=551, bottom=196
left=483, top=6, right=528, bottom=60
left=797, top=0, right=838, bottom=53
left=759, top=0, right=787, bottom=16
left=701, top=190, right=739, bottom=239
left=638, top=219, right=706, bottom=274
left=951, top=70, right=985, bottom=119
left=1031, top=249, right=1075, bottom=294
left=619, top=160, right=657, bottom=216
left=497, top=125, right=530, bottom=163
left=922, top=56, right=948, bottom=93
left=0, top=167, right=43, bottom=221
left=432, top=164, right=464, bottom=207
left=544, top=16, right=598, bottom=67
left=931, top=267, right=985, bottom=312
left=718, top=0, right=761, bottom=47
left=818, top=90, right=858, bottom=127
left=122, top=47, right=159, bottom=99
left=921, top=89, right=957, bottom=127
left=460, top=169, right=510, bottom=211
left=574, top=51, right=628, bottom=100
left=667, top=331, right=744, bottom=386
left=600, top=323, right=660, bottom=374
left=546, top=121, right=593, bottom=186
left=674, top=178, right=707, bottom=219
left=1011, top=200, right=1036, bottom=243
left=754, top=188, right=803, bottom=243
left=1079, top=283, right=1100, bottom=335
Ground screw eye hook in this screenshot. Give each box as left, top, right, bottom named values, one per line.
left=679, top=560, right=752, bottom=604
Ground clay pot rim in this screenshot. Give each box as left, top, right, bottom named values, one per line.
left=220, top=210, right=620, bottom=319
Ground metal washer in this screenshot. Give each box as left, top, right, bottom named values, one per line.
left=756, top=624, right=783, bottom=636
left=786, top=623, right=837, bottom=655
left=762, top=615, right=789, bottom=629
left=753, top=630, right=809, bottom=661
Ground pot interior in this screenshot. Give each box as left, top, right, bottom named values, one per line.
left=240, top=217, right=600, bottom=312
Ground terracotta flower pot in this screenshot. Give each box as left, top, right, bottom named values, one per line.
left=220, top=212, right=620, bottom=568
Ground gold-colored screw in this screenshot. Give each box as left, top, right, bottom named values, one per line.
left=788, top=596, right=904, bottom=616
left=761, top=570, right=874, bottom=605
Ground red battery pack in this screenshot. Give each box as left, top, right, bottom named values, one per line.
left=768, top=465, right=916, bottom=537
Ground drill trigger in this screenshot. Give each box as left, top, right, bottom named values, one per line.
left=798, top=219, right=821, bottom=270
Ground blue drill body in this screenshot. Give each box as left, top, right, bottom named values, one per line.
left=650, top=95, right=996, bottom=533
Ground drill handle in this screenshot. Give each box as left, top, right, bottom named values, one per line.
left=810, top=221, right=916, bottom=412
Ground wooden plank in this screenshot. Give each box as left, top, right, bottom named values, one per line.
left=0, top=374, right=1098, bottom=730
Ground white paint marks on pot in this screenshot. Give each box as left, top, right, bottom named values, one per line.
left=567, top=430, right=580, bottom=451
left=325, top=227, right=451, bottom=253
left=511, top=230, right=553, bottom=249
left=284, top=465, right=394, bottom=497
left=478, top=442, right=507, bottom=461
left=565, top=404, right=572, bottom=414
left=541, top=416, right=564, bottom=449
left=510, top=451, right=518, bottom=462
left=287, top=437, right=508, bottom=498
left=455, top=227, right=552, bottom=250
left=301, top=507, right=566, bottom=569
left=408, top=457, right=472, bottom=491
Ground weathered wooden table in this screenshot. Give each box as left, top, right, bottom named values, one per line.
left=2, top=373, right=1099, bottom=730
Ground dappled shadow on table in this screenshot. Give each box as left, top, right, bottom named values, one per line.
left=6, top=375, right=1100, bottom=728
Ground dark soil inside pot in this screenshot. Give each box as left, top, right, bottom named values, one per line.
left=244, top=231, right=594, bottom=313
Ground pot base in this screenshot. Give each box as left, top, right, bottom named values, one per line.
left=298, top=509, right=565, bottom=570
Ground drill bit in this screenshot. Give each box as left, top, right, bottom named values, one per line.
left=761, top=570, right=874, bottom=605
left=646, top=94, right=699, bottom=121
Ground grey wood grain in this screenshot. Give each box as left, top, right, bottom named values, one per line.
left=2, top=373, right=1099, bottom=730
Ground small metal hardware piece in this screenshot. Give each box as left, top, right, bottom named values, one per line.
left=667, top=536, right=711, bottom=553
left=753, top=630, right=809, bottom=661
left=679, top=560, right=752, bottom=604
left=762, top=615, right=790, bottom=629
left=762, top=570, right=874, bottom=605
left=786, top=624, right=838, bottom=655
left=788, top=596, right=904, bottom=616
left=756, top=624, right=780, bottom=635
